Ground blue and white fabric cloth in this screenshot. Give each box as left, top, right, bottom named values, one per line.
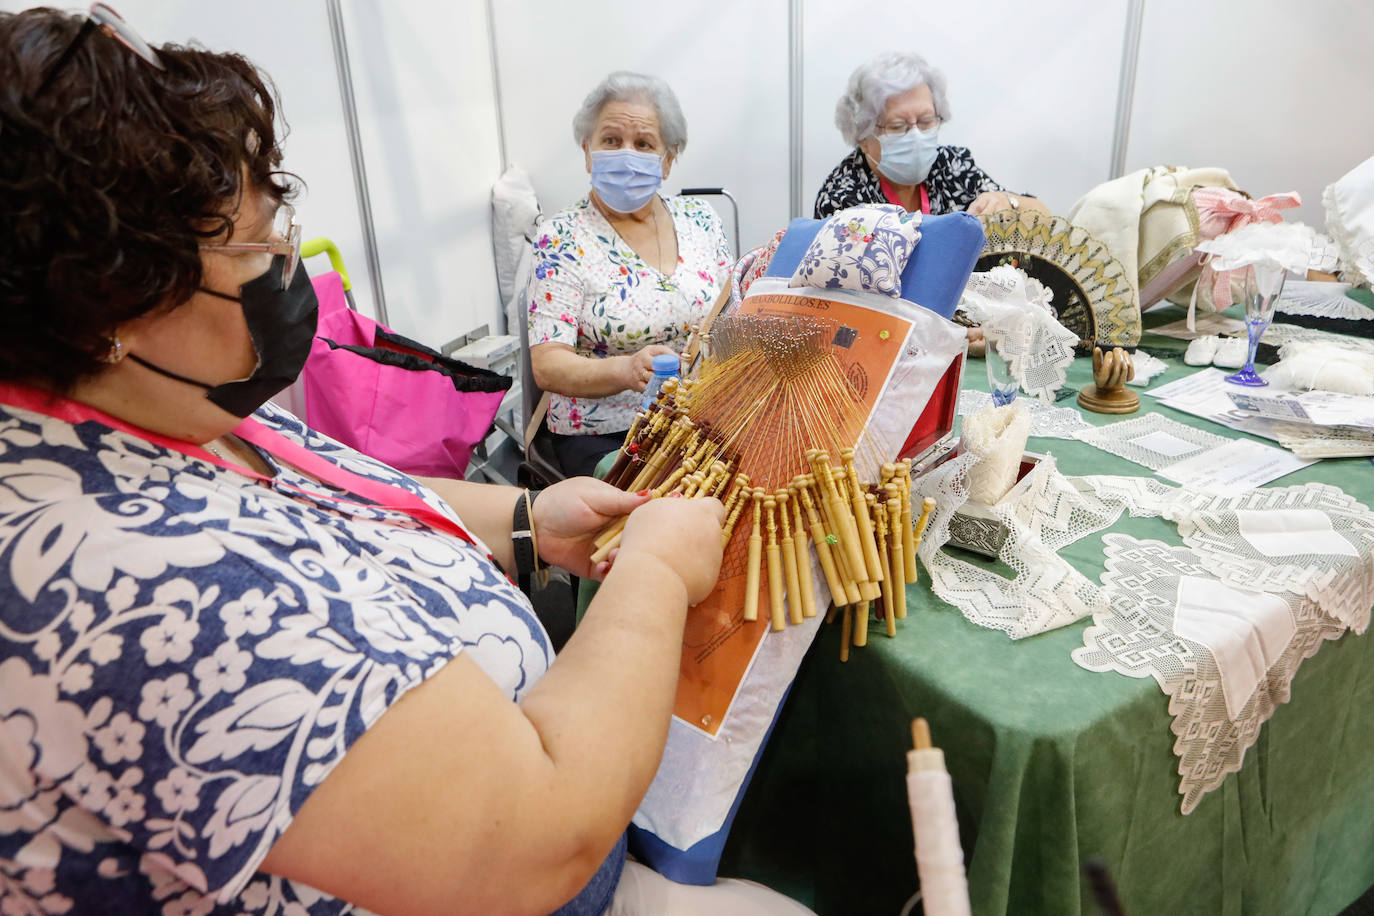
left=0, top=400, right=555, bottom=914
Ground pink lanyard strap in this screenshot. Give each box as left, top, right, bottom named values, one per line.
left=0, top=383, right=480, bottom=550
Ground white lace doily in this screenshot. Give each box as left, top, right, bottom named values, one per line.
left=1073, top=534, right=1345, bottom=814
left=1072, top=413, right=1230, bottom=471
left=957, top=389, right=1092, bottom=439
left=960, top=267, right=1079, bottom=401
left=1167, top=483, right=1374, bottom=633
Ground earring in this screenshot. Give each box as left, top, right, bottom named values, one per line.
left=101, top=337, right=125, bottom=364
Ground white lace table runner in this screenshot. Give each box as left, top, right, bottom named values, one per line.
left=1167, top=482, right=1374, bottom=634
left=1073, top=413, right=1230, bottom=471
left=913, top=455, right=1132, bottom=638
left=1072, top=533, right=1345, bottom=814
left=957, top=389, right=1092, bottom=439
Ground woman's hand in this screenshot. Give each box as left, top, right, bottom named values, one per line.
left=616, top=496, right=726, bottom=604
left=532, top=477, right=652, bottom=579
left=618, top=344, right=677, bottom=393
left=967, top=191, right=1051, bottom=217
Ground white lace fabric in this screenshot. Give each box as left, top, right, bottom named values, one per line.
left=959, top=266, right=1079, bottom=401
left=1073, top=413, right=1230, bottom=471
left=911, top=443, right=1374, bottom=812
left=957, top=389, right=1092, bottom=439
left=1166, top=482, right=1374, bottom=634
left=1072, top=533, right=1345, bottom=814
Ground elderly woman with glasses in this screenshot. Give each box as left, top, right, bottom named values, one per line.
left=0, top=9, right=826, bottom=916
left=814, top=50, right=1051, bottom=220
left=527, top=72, right=732, bottom=479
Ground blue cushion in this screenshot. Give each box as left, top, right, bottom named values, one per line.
left=764, top=211, right=986, bottom=319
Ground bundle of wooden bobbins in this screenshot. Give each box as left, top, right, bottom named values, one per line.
left=590, top=314, right=938, bottom=660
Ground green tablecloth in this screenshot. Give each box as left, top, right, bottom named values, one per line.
left=718, top=312, right=1374, bottom=915
left=582, top=305, right=1374, bottom=914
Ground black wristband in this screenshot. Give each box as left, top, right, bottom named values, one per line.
left=512, top=489, right=540, bottom=593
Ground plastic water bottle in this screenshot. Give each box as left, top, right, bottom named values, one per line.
left=642, top=352, right=681, bottom=409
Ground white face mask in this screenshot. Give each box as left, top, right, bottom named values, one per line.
left=871, top=126, right=941, bottom=186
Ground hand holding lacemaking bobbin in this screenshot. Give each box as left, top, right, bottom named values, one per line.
left=593, top=314, right=938, bottom=658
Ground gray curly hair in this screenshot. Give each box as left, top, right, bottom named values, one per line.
left=572, top=71, right=687, bottom=155
left=833, top=51, right=951, bottom=147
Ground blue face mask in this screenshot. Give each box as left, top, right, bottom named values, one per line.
left=590, top=149, right=664, bottom=213
left=872, top=127, right=940, bottom=186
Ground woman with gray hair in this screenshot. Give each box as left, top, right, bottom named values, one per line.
left=814, top=51, right=1050, bottom=219
left=528, top=71, right=731, bottom=478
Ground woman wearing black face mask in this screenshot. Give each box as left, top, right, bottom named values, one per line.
left=0, top=9, right=813, bottom=916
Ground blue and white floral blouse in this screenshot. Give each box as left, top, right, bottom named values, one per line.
left=527, top=194, right=731, bottom=436
left=0, top=399, right=554, bottom=914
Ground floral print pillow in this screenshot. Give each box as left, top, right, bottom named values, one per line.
left=789, top=204, right=922, bottom=298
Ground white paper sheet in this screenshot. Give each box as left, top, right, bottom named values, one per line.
left=1146, top=368, right=1284, bottom=439
left=1157, top=438, right=1315, bottom=494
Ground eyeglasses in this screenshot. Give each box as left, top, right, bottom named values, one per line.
left=34, top=3, right=164, bottom=98
left=201, top=205, right=303, bottom=291
left=876, top=116, right=942, bottom=137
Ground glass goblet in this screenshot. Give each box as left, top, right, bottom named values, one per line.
left=1224, top=262, right=1288, bottom=387
left=985, top=332, right=1019, bottom=407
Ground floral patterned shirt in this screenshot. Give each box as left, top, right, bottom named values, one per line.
left=813, top=145, right=1009, bottom=219
left=0, top=399, right=554, bottom=915
left=528, top=195, right=731, bottom=435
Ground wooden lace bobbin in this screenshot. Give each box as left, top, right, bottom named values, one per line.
left=806, top=474, right=863, bottom=606
left=719, top=473, right=752, bottom=547
left=777, top=491, right=805, bottom=626
left=867, top=493, right=887, bottom=644
left=710, top=460, right=736, bottom=499
left=764, top=497, right=786, bottom=632
left=604, top=407, right=652, bottom=488
left=886, top=484, right=908, bottom=623
left=1077, top=345, right=1140, bottom=415
left=810, top=450, right=868, bottom=587
left=796, top=479, right=851, bottom=610
left=911, top=496, right=937, bottom=584
left=743, top=488, right=764, bottom=623
left=628, top=417, right=692, bottom=493
left=897, top=461, right=917, bottom=583
left=843, top=447, right=886, bottom=582
left=788, top=485, right=818, bottom=619
left=820, top=462, right=880, bottom=604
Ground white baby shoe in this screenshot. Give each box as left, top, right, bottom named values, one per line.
left=1213, top=336, right=1248, bottom=369
left=1184, top=336, right=1220, bottom=366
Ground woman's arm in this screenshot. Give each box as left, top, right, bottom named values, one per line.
left=258, top=496, right=726, bottom=916
left=414, top=474, right=655, bottom=579
left=530, top=340, right=676, bottom=399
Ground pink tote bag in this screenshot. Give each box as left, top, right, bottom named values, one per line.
left=301, top=272, right=511, bottom=478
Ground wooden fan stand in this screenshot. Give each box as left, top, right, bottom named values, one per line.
left=1077, top=345, right=1139, bottom=414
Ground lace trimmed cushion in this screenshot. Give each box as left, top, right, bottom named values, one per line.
left=789, top=204, right=921, bottom=298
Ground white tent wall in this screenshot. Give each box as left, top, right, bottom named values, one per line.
left=488, top=0, right=792, bottom=256
left=801, top=0, right=1129, bottom=219
left=1125, top=0, right=1374, bottom=227
left=7, top=1, right=1374, bottom=352
left=0, top=0, right=505, bottom=347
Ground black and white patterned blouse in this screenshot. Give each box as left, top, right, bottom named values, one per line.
left=813, top=145, right=1008, bottom=219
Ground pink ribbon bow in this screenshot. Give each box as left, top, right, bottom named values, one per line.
left=1193, top=189, right=1302, bottom=310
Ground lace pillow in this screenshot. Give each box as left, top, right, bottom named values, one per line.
left=789, top=204, right=921, bottom=298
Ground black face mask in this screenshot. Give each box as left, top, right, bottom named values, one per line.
left=130, top=255, right=319, bottom=418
